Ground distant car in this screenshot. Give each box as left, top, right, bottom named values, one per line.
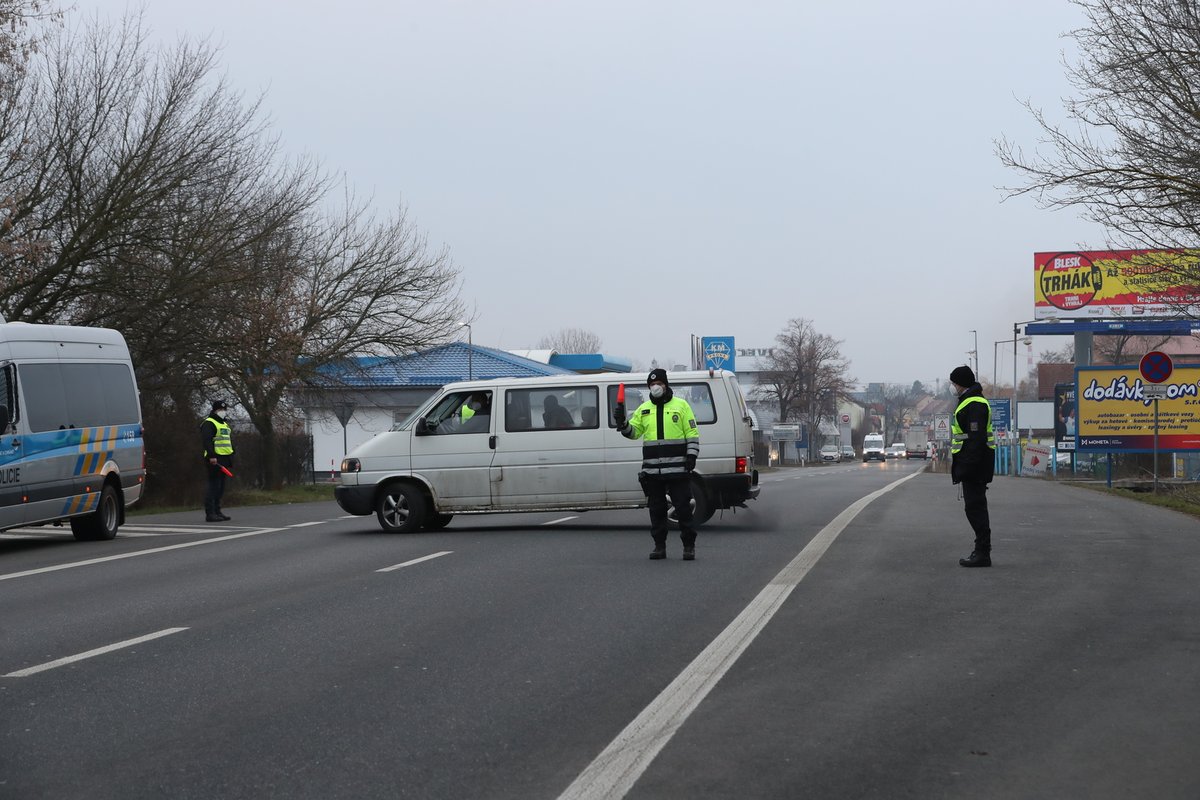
left=819, top=444, right=841, bottom=462
left=841, top=445, right=856, bottom=461
left=886, top=444, right=907, bottom=459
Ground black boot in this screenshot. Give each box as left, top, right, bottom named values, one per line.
left=959, top=551, right=991, bottom=568
left=649, top=546, right=666, bottom=560
left=682, top=546, right=695, bottom=561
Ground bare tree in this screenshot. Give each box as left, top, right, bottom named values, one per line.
left=537, top=327, right=603, bottom=353
left=998, top=1, right=1200, bottom=276
left=881, top=383, right=922, bottom=442
left=757, top=318, right=855, bottom=455
left=205, top=194, right=464, bottom=487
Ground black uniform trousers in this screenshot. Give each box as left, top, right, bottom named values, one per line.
left=642, top=474, right=696, bottom=548
left=204, top=456, right=232, bottom=516
left=961, top=480, right=991, bottom=553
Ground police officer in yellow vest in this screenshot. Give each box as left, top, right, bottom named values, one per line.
left=615, top=369, right=701, bottom=560
left=201, top=399, right=235, bottom=522
left=949, top=366, right=995, bottom=567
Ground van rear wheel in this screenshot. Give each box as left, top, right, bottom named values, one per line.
left=71, top=483, right=120, bottom=541
left=376, top=481, right=426, bottom=533
left=668, top=478, right=714, bottom=527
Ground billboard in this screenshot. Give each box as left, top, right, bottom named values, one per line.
left=1075, top=365, right=1200, bottom=452
left=1034, top=249, right=1200, bottom=319
left=1054, top=383, right=1076, bottom=451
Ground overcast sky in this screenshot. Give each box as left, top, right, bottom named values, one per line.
left=76, top=1, right=1108, bottom=388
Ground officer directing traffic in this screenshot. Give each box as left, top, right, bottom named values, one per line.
left=200, top=399, right=234, bottom=522
left=614, top=368, right=700, bottom=560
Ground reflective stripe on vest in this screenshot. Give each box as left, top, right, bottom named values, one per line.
left=207, top=417, right=233, bottom=455
left=950, top=396, right=994, bottom=454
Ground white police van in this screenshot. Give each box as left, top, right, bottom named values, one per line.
left=0, top=318, right=145, bottom=540
left=336, top=370, right=760, bottom=532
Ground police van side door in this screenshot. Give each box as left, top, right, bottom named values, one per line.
left=0, top=361, right=26, bottom=529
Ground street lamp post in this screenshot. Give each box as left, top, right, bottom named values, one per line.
left=970, top=329, right=979, bottom=374
left=459, top=321, right=473, bottom=379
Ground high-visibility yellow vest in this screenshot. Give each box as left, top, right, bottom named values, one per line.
left=951, top=396, right=994, bottom=454
left=205, top=416, right=233, bottom=455
left=621, top=395, right=700, bottom=476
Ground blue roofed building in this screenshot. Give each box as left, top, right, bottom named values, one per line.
left=296, top=342, right=626, bottom=478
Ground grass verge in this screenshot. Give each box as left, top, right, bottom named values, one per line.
left=129, top=482, right=336, bottom=516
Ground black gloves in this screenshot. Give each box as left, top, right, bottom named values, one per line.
left=613, top=407, right=626, bottom=428
left=686, top=455, right=696, bottom=473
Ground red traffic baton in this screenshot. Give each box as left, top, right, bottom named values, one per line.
left=219, top=465, right=233, bottom=478
left=617, top=382, right=625, bottom=404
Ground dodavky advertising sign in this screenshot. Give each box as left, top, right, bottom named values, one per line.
left=1075, top=365, right=1200, bottom=452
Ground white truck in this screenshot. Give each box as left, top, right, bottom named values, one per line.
left=905, top=428, right=930, bottom=459
left=862, top=433, right=886, bottom=462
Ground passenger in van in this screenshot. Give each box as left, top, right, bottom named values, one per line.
left=542, top=395, right=575, bottom=429
left=579, top=406, right=598, bottom=428
left=615, top=368, right=700, bottom=560
left=200, top=399, right=235, bottom=522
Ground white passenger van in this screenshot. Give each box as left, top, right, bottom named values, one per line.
left=336, top=370, right=760, bottom=532
left=0, top=319, right=145, bottom=540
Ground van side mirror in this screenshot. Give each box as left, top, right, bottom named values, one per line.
left=415, top=417, right=430, bottom=436
left=0, top=405, right=8, bottom=431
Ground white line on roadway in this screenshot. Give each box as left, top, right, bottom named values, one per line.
left=556, top=468, right=925, bottom=800
left=543, top=516, right=579, bottom=526
left=377, top=551, right=453, bottom=573
left=3, top=627, right=189, bottom=678
left=287, top=521, right=325, bottom=528
left=0, top=527, right=285, bottom=583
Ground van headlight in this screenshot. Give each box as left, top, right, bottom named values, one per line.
left=341, top=458, right=361, bottom=473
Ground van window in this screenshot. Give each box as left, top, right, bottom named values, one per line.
left=64, top=363, right=140, bottom=427
left=505, top=386, right=598, bottom=432
left=1, top=363, right=17, bottom=430
left=606, top=383, right=716, bottom=426
left=18, top=363, right=69, bottom=432
left=422, top=390, right=493, bottom=434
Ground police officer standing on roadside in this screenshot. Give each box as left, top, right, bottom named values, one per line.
left=200, top=399, right=234, bottom=522
left=949, top=366, right=995, bottom=567
left=615, top=369, right=701, bottom=560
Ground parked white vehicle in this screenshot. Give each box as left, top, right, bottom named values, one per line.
left=336, top=370, right=760, bottom=532
left=0, top=320, right=145, bottom=539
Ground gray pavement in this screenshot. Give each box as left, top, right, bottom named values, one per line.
left=1, top=465, right=1197, bottom=799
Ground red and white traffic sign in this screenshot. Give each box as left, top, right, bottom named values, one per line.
left=1139, top=350, right=1174, bottom=384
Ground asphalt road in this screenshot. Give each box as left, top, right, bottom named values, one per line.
left=1, top=460, right=1198, bottom=799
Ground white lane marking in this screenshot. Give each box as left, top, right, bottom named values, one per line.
left=0, top=527, right=285, bottom=583
left=3, top=627, right=189, bottom=678
left=287, top=521, right=324, bottom=528
left=377, top=551, right=453, bottom=573
left=120, top=525, right=220, bottom=534
left=557, top=469, right=924, bottom=800
left=543, top=516, right=579, bottom=526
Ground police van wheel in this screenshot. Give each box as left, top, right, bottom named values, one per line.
left=71, top=484, right=120, bottom=541
left=376, top=481, right=426, bottom=533
left=422, top=512, right=454, bottom=530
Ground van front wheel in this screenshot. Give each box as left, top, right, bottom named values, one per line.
left=376, top=482, right=427, bottom=533
left=71, top=483, right=120, bottom=541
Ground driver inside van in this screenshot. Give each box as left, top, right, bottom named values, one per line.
left=458, top=393, right=491, bottom=433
